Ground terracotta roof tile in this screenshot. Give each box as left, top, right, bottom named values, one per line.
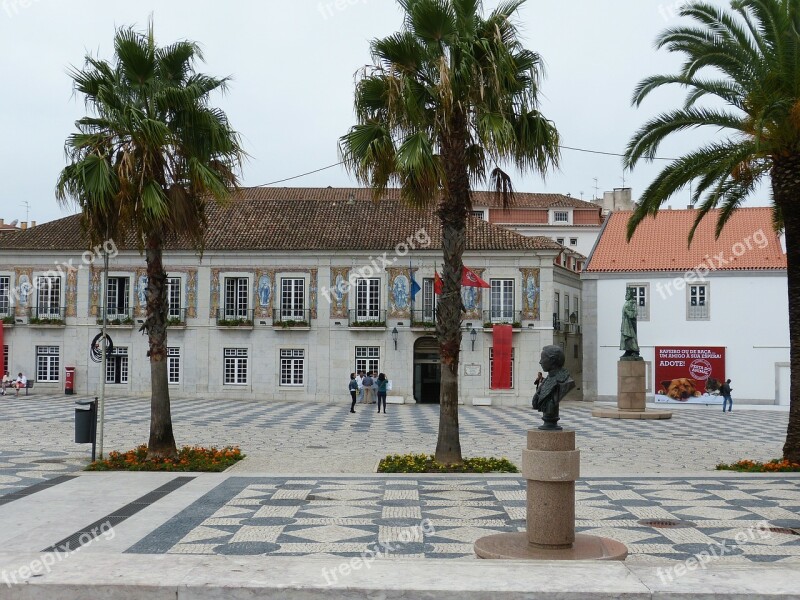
left=585, top=208, right=786, bottom=272
left=0, top=188, right=561, bottom=253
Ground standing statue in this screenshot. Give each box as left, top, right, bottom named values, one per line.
left=531, top=345, right=576, bottom=430
left=620, top=288, right=641, bottom=360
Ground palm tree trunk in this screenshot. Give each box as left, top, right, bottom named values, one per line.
left=434, top=118, right=469, bottom=465
left=145, top=232, right=177, bottom=459
left=773, top=156, right=800, bottom=463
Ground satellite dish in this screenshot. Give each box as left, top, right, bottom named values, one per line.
left=9, top=220, right=18, bottom=227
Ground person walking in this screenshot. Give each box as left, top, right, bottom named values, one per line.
left=361, top=371, right=374, bottom=404
left=534, top=371, right=544, bottom=393
left=348, top=372, right=359, bottom=413
left=376, top=373, right=389, bottom=414
left=720, top=379, right=733, bottom=413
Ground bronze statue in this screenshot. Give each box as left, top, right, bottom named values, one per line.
left=531, top=345, right=575, bottom=430
left=620, top=288, right=641, bottom=360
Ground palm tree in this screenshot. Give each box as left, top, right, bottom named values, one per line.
left=340, top=0, right=559, bottom=463
left=56, top=21, right=244, bottom=459
left=625, top=0, right=799, bottom=462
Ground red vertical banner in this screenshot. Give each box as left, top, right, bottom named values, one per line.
left=491, top=324, right=513, bottom=389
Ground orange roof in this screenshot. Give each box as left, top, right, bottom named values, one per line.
left=586, top=208, right=786, bottom=272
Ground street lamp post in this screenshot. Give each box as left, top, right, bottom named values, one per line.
left=97, top=248, right=109, bottom=459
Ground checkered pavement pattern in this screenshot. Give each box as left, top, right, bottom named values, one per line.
left=0, top=449, right=75, bottom=496
left=127, top=476, right=800, bottom=563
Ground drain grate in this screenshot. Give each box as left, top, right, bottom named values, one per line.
left=33, top=459, right=67, bottom=464
left=767, top=527, right=799, bottom=536
left=638, top=519, right=696, bottom=529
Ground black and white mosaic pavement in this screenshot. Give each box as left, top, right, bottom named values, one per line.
left=0, top=449, right=78, bottom=497
left=127, top=476, right=800, bottom=563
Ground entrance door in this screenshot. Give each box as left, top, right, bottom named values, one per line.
left=777, top=364, right=790, bottom=406
left=414, top=337, right=441, bottom=403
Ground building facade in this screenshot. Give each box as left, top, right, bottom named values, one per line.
left=0, top=189, right=581, bottom=406
left=582, top=208, right=789, bottom=406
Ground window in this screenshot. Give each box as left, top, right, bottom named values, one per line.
left=688, top=283, right=709, bottom=320
left=106, top=346, right=129, bottom=384
left=280, top=278, right=306, bottom=320
left=168, top=347, right=180, bottom=384
left=490, top=279, right=514, bottom=321
left=355, top=347, right=380, bottom=375
left=573, top=298, right=580, bottom=323
left=421, top=278, right=437, bottom=322
left=356, top=278, right=381, bottom=320
left=564, top=295, right=570, bottom=324
left=280, top=349, right=305, bottom=386
left=224, top=277, right=249, bottom=319
left=556, top=237, right=565, bottom=245
left=167, top=277, right=182, bottom=319
left=36, top=276, right=61, bottom=318
left=471, top=210, right=486, bottom=220
left=106, top=277, right=130, bottom=317
left=574, top=344, right=579, bottom=359
left=553, top=211, right=569, bottom=223
left=0, top=276, right=9, bottom=316
left=554, top=292, right=560, bottom=328
left=489, top=348, right=515, bottom=388
left=570, top=238, right=578, bottom=246
left=36, top=346, right=60, bottom=382
left=627, top=284, right=649, bottom=321
left=3, top=345, right=8, bottom=374
left=224, top=348, right=248, bottom=385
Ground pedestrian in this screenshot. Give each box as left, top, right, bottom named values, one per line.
left=361, top=371, right=374, bottom=404
left=356, top=370, right=365, bottom=403
left=348, top=372, right=359, bottom=413
left=534, top=371, right=544, bottom=393
left=720, top=379, right=733, bottom=413
left=14, top=372, right=26, bottom=397
left=376, top=373, right=388, bottom=414
left=1, top=371, right=10, bottom=396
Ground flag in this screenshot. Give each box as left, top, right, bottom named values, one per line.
left=434, top=271, right=443, bottom=295
left=410, top=263, right=421, bottom=300
left=462, top=266, right=490, bottom=288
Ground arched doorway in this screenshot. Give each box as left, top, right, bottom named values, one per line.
left=414, top=337, right=441, bottom=403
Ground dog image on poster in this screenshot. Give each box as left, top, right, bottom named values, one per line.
left=654, top=347, right=725, bottom=404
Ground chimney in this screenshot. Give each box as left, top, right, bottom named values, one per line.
left=0, top=219, right=4, bottom=226
left=30, top=221, right=36, bottom=227
left=20, top=222, right=27, bottom=230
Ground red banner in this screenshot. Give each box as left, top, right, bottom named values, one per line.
left=654, top=346, right=726, bottom=403
left=491, top=325, right=513, bottom=389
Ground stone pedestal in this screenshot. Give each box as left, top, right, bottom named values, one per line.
left=592, top=361, right=673, bottom=420
left=474, top=429, right=627, bottom=561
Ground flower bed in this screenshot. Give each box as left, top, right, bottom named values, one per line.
left=379, top=453, right=518, bottom=473
left=716, top=459, right=800, bottom=473
left=86, top=445, right=244, bottom=472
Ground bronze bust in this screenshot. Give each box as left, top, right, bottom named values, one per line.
left=531, top=345, right=575, bottom=430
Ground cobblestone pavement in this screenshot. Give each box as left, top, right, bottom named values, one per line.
left=0, top=394, right=790, bottom=496
left=124, top=475, right=800, bottom=564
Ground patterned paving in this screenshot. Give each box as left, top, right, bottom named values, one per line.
left=127, top=475, right=800, bottom=563
left=0, top=449, right=79, bottom=497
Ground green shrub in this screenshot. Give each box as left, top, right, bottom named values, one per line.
left=379, top=453, right=518, bottom=473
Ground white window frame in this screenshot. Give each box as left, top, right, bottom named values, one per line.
left=556, top=237, right=565, bottom=245
left=355, top=347, right=380, bottom=375
left=105, top=276, right=131, bottom=318
left=489, top=279, right=514, bottom=322
left=105, top=346, right=129, bottom=384
left=280, top=278, right=306, bottom=320
left=554, top=292, right=561, bottom=328
left=570, top=238, right=578, bottom=246
left=627, top=283, right=649, bottom=321
left=687, top=283, right=710, bottom=320
left=35, top=276, right=62, bottom=319
left=0, top=275, right=10, bottom=316
left=224, top=348, right=248, bottom=385
left=564, top=294, right=570, bottom=324
left=36, top=346, right=60, bottom=382
left=552, top=210, right=570, bottom=224
left=167, top=277, right=183, bottom=319
left=489, top=347, right=515, bottom=389
left=168, top=347, right=181, bottom=384
left=421, top=278, right=437, bottom=322
left=471, top=210, right=487, bottom=221
left=280, top=349, right=305, bottom=386
left=223, top=277, right=250, bottom=320
left=355, top=278, right=381, bottom=320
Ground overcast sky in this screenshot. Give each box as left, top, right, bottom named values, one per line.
left=1, top=0, right=758, bottom=225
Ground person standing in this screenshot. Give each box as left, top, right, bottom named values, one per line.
left=534, top=371, right=544, bottom=393
left=348, top=372, right=359, bottom=413
left=1, top=371, right=10, bottom=396
left=376, top=373, right=388, bottom=414
left=720, top=379, right=733, bottom=413
left=361, top=371, right=374, bottom=404
left=356, top=370, right=365, bottom=404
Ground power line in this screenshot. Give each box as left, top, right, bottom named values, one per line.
left=252, top=145, right=676, bottom=188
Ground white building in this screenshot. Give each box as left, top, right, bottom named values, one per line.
left=0, top=188, right=582, bottom=406
left=582, top=207, right=789, bottom=406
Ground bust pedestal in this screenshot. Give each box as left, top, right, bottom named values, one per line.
left=474, top=429, right=627, bottom=560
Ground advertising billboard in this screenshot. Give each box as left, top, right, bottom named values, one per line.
left=654, top=346, right=726, bottom=404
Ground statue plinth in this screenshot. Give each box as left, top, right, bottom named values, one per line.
left=474, top=429, right=627, bottom=561
left=592, top=361, right=673, bottom=420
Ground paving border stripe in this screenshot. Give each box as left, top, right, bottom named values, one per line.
left=0, top=476, right=77, bottom=505
left=42, top=476, right=195, bottom=553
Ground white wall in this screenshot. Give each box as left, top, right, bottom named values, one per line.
left=593, top=272, right=789, bottom=404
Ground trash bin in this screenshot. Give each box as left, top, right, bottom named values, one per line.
left=65, top=366, right=75, bottom=395
left=75, top=399, right=96, bottom=444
